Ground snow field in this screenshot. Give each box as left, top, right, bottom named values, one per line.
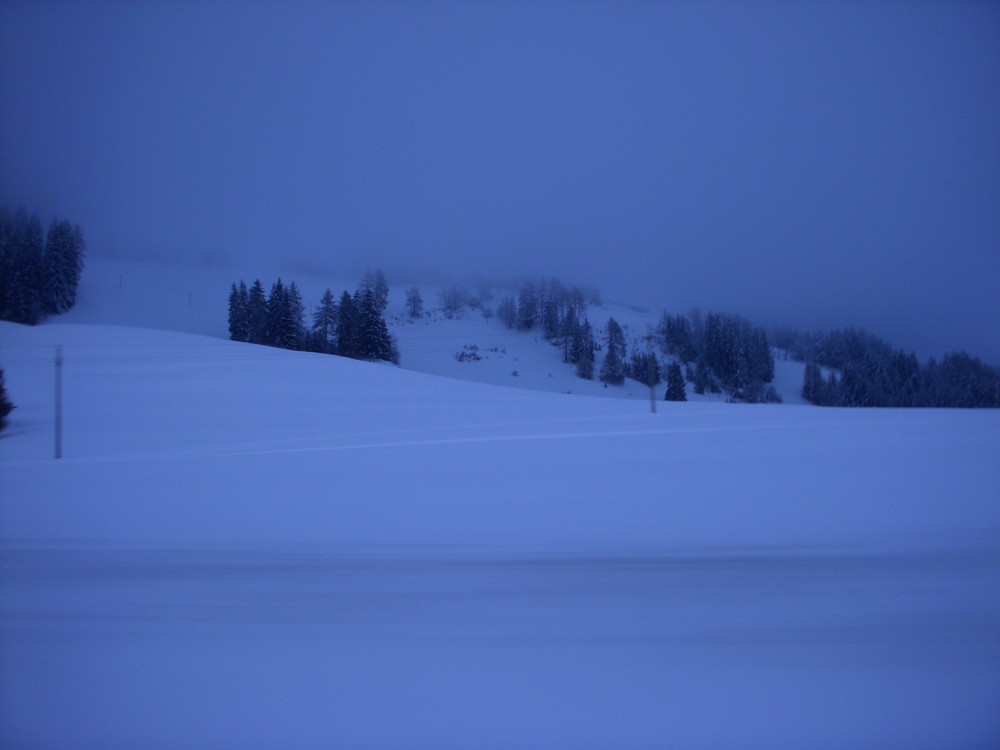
left=1, top=257, right=999, bottom=748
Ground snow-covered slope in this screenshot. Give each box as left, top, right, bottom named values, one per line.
left=4, top=320, right=995, bottom=547
left=2, top=319, right=998, bottom=749
left=54, top=253, right=811, bottom=403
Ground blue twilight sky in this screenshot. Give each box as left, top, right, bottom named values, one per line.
left=2, top=0, right=998, bottom=361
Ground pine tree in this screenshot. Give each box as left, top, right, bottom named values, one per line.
left=573, top=318, right=595, bottom=379
left=265, top=279, right=287, bottom=347
left=336, top=290, right=358, bottom=357
left=236, top=281, right=249, bottom=339
left=281, top=281, right=305, bottom=350
left=40, top=218, right=84, bottom=315
left=246, top=279, right=268, bottom=344
left=0, top=368, right=13, bottom=433
left=228, top=282, right=248, bottom=341
left=664, top=362, right=687, bottom=401
left=312, top=289, right=339, bottom=353
left=2, top=208, right=84, bottom=324
left=68, top=223, right=85, bottom=309
left=599, top=317, right=626, bottom=385
left=629, top=351, right=661, bottom=387
left=42, top=219, right=72, bottom=314
left=4, top=209, right=45, bottom=324
left=802, top=362, right=825, bottom=404
left=356, top=287, right=392, bottom=361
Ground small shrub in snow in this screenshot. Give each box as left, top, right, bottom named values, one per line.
left=455, top=345, right=481, bottom=362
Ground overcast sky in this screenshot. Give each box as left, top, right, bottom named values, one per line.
left=2, top=0, right=998, bottom=361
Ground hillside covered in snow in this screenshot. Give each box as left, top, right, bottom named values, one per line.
left=1, top=255, right=999, bottom=749
left=47, top=253, right=810, bottom=405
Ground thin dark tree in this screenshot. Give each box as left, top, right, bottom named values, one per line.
left=312, top=289, right=339, bottom=353
left=664, top=362, right=687, bottom=401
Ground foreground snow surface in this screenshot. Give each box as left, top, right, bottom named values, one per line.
left=2, top=322, right=999, bottom=749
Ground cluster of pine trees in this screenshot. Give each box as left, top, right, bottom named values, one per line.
left=782, top=328, right=1000, bottom=408
left=227, top=270, right=397, bottom=363
left=1, top=206, right=86, bottom=325
left=493, top=279, right=601, bottom=380
left=658, top=310, right=777, bottom=402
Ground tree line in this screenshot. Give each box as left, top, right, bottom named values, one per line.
left=224, top=265, right=997, bottom=408
left=436, top=277, right=779, bottom=402
left=776, top=327, right=1000, bottom=408
left=1, top=206, right=86, bottom=325
left=657, top=310, right=778, bottom=403
left=227, top=269, right=398, bottom=363
left=492, top=278, right=602, bottom=380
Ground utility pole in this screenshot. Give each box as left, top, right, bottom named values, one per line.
left=646, top=334, right=657, bottom=414
left=55, top=345, right=63, bottom=459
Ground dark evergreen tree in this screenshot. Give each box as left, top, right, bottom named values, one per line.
left=802, top=361, right=825, bottom=404
left=42, top=219, right=81, bottom=315
left=664, top=362, right=687, bottom=401
left=246, top=279, right=268, bottom=344
left=228, top=281, right=250, bottom=341
left=561, top=306, right=579, bottom=363
left=4, top=208, right=44, bottom=324
left=629, top=350, right=661, bottom=387
left=1, top=207, right=83, bottom=325
left=335, top=290, right=358, bottom=357
left=0, top=367, right=13, bottom=433
left=265, top=279, right=287, bottom=347
left=700, top=311, right=774, bottom=400
left=356, top=287, right=393, bottom=361
left=658, top=313, right=697, bottom=362
left=312, top=288, right=339, bottom=353
left=599, top=317, right=626, bottom=385
left=572, top=318, right=596, bottom=379
left=282, top=281, right=305, bottom=349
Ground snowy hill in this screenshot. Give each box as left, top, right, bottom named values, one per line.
left=52, top=253, right=811, bottom=403
left=2, top=256, right=999, bottom=748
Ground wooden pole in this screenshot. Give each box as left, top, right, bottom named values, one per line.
left=55, top=345, right=63, bottom=459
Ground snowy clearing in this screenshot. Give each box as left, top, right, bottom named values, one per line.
left=2, top=317, right=999, bottom=748
left=2, top=255, right=1000, bottom=748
